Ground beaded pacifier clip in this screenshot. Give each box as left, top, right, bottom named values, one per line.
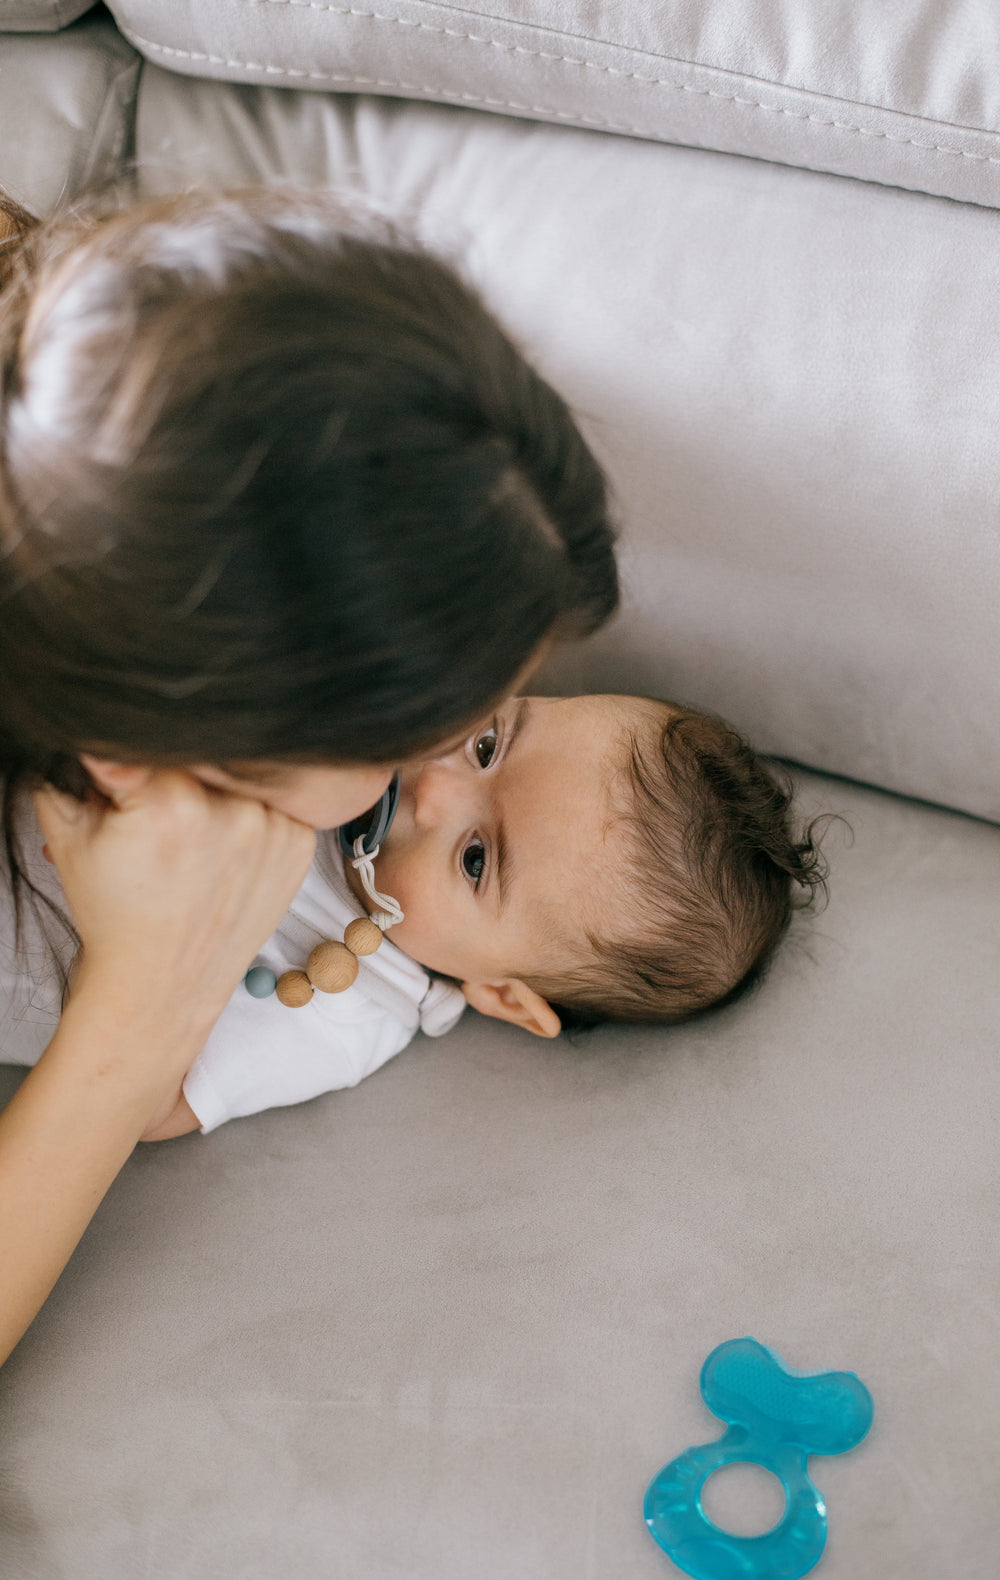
left=243, top=775, right=403, bottom=1009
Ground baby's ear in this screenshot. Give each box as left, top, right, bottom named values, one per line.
left=461, top=978, right=562, bottom=1039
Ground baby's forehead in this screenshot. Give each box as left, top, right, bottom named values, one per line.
left=509, top=695, right=664, bottom=912
left=508, top=696, right=681, bottom=960
left=525, top=690, right=670, bottom=738
left=555, top=694, right=675, bottom=852
left=515, top=693, right=669, bottom=811
left=572, top=693, right=673, bottom=783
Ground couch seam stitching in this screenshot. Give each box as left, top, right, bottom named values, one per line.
left=122, top=27, right=1000, bottom=165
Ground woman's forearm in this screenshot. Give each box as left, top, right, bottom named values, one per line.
left=0, top=982, right=211, bottom=1366
left=0, top=774, right=317, bottom=1366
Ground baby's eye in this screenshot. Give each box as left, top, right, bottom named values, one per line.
left=461, top=838, right=486, bottom=888
left=466, top=717, right=503, bottom=770
left=475, top=729, right=498, bottom=768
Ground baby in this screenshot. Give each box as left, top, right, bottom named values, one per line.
left=133, top=692, right=826, bottom=1137
left=0, top=693, right=824, bottom=1134
left=354, top=692, right=826, bottom=1028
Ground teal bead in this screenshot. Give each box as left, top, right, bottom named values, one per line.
left=244, top=965, right=277, bottom=999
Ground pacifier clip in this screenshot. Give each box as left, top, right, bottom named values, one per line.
left=243, top=836, right=404, bottom=1009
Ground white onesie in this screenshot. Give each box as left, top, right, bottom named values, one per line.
left=0, top=801, right=465, bottom=1133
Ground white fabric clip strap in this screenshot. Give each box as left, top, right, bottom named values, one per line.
left=351, top=836, right=404, bottom=932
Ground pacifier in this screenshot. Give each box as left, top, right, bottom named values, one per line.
left=337, top=771, right=401, bottom=858
left=644, top=1338, right=873, bottom=1580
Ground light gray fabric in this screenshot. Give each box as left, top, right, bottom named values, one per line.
left=0, top=14, right=137, bottom=214
left=135, top=71, right=1000, bottom=822
left=1, top=17, right=998, bottom=1580
left=110, top=0, right=1000, bottom=208
left=1, top=770, right=997, bottom=1578
left=0, top=0, right=94, bottom=31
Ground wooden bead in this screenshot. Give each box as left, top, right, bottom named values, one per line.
left=275, top=969, right=313, bottom=1008
left=306, top=940, right=359, bottom=994
left=344, top=917, right=384, bottom=956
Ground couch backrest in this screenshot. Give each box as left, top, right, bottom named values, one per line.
left=0, top=0, right=93, bottom=28
left=102, top=0, right=1000, bottom=209
left=3, top=13, right=999, bottom=821
left=0, top=13, right=136, bottom=215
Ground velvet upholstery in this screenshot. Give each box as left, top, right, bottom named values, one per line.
left=0, top=12, right=997, bottom=1578
left=108, top=0, right=1000, bottom=206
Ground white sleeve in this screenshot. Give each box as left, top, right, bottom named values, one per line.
left=183, top=978, right=415, bottom=1134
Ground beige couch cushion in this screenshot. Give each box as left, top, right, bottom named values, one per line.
left=0, top=0, right=94, bottom=29
left=111, top=0, right=1000, bottom=207
left=0, top=15, right=137, bottom=214
left=2, top=768, right=998, bottom=1579
left=135, top=70, right=1000, bottom=822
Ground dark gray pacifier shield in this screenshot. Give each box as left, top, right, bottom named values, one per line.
left=337, top=772, right=401, bottom=858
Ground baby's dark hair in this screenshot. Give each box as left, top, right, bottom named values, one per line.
left=534, top=702, right=829, bottom=1027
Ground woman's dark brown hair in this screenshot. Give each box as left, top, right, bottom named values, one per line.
left=0, top=186, right=618, bottom=956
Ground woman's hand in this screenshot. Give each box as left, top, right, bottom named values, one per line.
left=0, top=773, right=314, bottom=1367
left=34, top=770, right=316, bottom=1048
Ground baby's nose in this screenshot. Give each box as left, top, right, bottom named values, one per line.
left=411, top=759, right=474, bottom=831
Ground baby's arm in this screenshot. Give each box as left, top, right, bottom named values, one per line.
left=184, top=991, right=416, bottom=1132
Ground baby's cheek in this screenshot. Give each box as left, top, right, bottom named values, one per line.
left=391, top=901, right=462, bottom=978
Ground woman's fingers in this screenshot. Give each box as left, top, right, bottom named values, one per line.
left=33, top=783, right=86, bottom=828
left=33, top=783, right=100, bottom=851
left=35, top=770, right=317, bottom=1035
left=77, top=755, right=152, bottom=807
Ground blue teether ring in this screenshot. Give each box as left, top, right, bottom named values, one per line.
left=644, top=1338, right=873, bottom=1580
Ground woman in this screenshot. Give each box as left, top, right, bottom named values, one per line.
left=0, top=186, right=618, bottom=1363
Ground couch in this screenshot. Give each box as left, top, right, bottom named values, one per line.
left=0, top=5, right=997, bottom=1576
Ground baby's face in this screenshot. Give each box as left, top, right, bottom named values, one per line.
left=349, top=695, right=632, bottom=988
